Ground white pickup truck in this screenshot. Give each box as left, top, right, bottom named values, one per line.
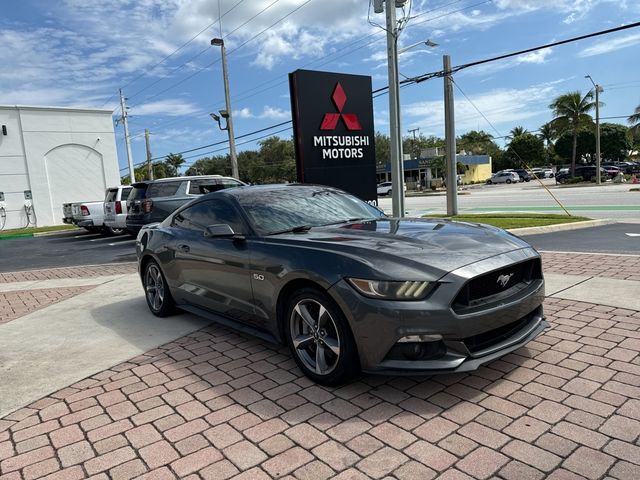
left=62, top=200, right=106, bottom=233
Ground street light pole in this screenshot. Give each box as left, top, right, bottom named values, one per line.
left=585, top=75, right=602, bottom=185
left=212, top=38, right=239, bottom=179
left=119, top=89, right=136, bottom=184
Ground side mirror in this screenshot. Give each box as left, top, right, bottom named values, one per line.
left=203, top=224, right=244, bottom=240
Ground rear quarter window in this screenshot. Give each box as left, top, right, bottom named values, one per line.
left=104, top=189, right=118, bottom=202
left=146, top=181, right=182, bottom=198
left=128, top=185, right=148, bottom=201
left=120, top=187, right=132, bottom=200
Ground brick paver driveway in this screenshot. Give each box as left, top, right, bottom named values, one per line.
left=1, top=253, right=639, bottom=479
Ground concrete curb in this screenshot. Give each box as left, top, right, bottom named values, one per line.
left=507, top=218, right=618, bottom=236
left=33, top=228, right=81, bottom=237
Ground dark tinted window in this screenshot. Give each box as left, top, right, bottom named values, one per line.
left=188, top=179, right=216, bottom=195
left=173, top=199, right=245, bottom=233
left=105, top=189, right=118, bottom=202
left=128, top=185, right=148, bottom=201
left=147, top=181, right=182, bottom=198
left=236, top=187, right=385, bottom=235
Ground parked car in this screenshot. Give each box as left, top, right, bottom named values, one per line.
left=486, top=171, right=519, bottom=184
left=136, top=184, right=547, bottom=385
left=126, top=175, right=246, bottom=233
left=377, top=181, right=407, bottom=196
left=555, top=165, right=607, bottom=184
left=531, top=168, right=554, bottom=178
left=71, top=201, right=105, bottom=233
left=103, top=185, right=132, bottom=235
left=513, top=169, right=531, bottom=182
left=601, top=165, right=621, bottom=178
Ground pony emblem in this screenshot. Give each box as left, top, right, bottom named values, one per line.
left=497, top=273, right=514, bottom=288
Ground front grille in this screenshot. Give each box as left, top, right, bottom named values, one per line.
left=453, top=258, right=541, bottom=311
left=463, top=307, right=540, bottom=354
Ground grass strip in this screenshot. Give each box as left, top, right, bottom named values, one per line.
left=423, top=213, right=592, bottom=229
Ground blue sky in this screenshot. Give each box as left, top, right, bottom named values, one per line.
left=2, top=0, right=640, bottom=175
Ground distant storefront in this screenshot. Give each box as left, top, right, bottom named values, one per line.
left=376, top=151, right=492, bottom=188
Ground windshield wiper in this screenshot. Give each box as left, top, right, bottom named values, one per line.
left=323, top=217, right=376, bottom=226
left=268, top=225, right=312, bottom=235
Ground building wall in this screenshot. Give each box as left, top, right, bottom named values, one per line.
left=463, top=163, right=492, bottom=183
left=0, top=106, right=119, bottom=230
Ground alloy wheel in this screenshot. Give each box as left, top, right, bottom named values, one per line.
left=289, top=299, right=341, bottom=375
left=145, top=263, right=165, bottom=312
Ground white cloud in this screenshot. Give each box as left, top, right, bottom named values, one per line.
left=133, top=100, right=200, bottom=116
left=403, top=82, right=559, bottom=133
left=517, top=47, right=553, bottom=64
left=579, top=32, right=640, bottom=57
left=259, top=106, right=290, bottom=120
left=234, top=107, right=254, bottom=119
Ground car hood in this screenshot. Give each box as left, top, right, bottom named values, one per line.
left=270, top=218, right=533, bottom=279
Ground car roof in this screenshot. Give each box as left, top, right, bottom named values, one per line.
left=131, top=175, right=230, bottom=188
left=206, top=183, right=345, bottom=200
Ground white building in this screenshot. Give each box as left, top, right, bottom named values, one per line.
left=0, top=105, right=119, bottom=230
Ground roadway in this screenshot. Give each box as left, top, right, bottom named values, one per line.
left=378, top=178, right=640, bottom=220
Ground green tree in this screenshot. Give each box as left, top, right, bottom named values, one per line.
left=600, top=123, right=632, bottom=162
left=164, top=153, right=185, bottom=177
left=457, top=130, right=497, bottom=155
left=509, top=126, right=528, bottom=139
left=402, top=133, right=445, bottom=158
left=554, top=129, right=595, bottom=164
left=255, top=136, right=296, bottom=183
left=375, top=132, right=390, bottom=167
left=549, top=91, right=595, bottom=175
left=628, top=104, right=640, bottom=141
left=184, top=155, right=231, bottom=177
left=505, top=133, right=545, bottom=168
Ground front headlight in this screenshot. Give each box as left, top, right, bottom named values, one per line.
left=347, top=278, right=435, bottom=300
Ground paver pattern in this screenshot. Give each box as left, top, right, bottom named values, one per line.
left=541, top=252, right=640, bottom=281
left=0, top=253, right=639, bottom=479
left=0, top=264, right=136, bottom=284
left=0, top=287, right=94, bottom=325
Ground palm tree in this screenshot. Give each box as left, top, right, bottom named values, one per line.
left=549, top=91, right=596, bottom=176
left=509, top=126, right=527, bottom=139
left=538, top=122, right=556, bottom=147
left=629, top=104, right=640, bottom=137
left=457, top=130, right=495, bottom=155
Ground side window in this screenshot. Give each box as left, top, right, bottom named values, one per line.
left=188, top=179, right=216, bottom=195
left=173, top=199, right=245, bottom=233
left=218, top=179, right=243, bottom=189
left=120, top=188, right=132, bottom=201
left=147, top=181, right=181, bottom=198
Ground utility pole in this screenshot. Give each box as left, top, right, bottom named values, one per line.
left=375, top=0, right=406, bottom=218
left=408, top=127, right=419, bottom=158
left=211, top=38, right=239, bottom=179
left=119, top=89, right=136, bottom=184
left=586, top=75, right=603, bottom=185
left=443, top=55, right=458, bottom=216
left=144, top=129, right=154, bottom=180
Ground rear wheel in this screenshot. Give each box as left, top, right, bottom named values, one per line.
left=386, top=189, right=392, bottom=196
left=285, top=288, right=360, bottom=386
left=143, top=260, right=175, bottom=317
left=506, top=179, right=512, bottom=184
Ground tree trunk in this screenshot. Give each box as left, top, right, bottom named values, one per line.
left=571, top=131, right=577, bottom=177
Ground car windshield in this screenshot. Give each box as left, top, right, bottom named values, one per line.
left=236, top=187, right=385, bottom=235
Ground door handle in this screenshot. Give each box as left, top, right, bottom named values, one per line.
left=178, top=244, right=190, bottom=253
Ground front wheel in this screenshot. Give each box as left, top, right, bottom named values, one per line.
left=143, top=260, right=176, bottom=317
left=285, top=288, right=360, bottom=386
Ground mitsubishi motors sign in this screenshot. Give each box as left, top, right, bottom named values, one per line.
left=289, top=69, right=377, bottom=204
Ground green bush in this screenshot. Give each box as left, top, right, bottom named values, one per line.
left=567, top=176, right=584, bottom=184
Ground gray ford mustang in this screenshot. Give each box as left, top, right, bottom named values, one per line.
left=136, top=184, right=547, bottom=385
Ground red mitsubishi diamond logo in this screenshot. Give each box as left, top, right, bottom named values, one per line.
left=320, top=82, right=362, bottom=131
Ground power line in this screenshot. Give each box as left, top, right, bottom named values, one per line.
left=120, top=20, right=640, bottom=171
left=131, top=0, right=308, bottom=106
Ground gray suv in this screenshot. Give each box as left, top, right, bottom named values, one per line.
left=126, top=175, right=245, bottom=233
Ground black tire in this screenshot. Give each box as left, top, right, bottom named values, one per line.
left=386, top=189, right=392, bottom=196
left=143, top=260, right=176, bottom=317
left=285, top=288, right=360, bottom=386
left=506, top=179, right=512, bottom=184
left=486, top=180, right=492, bottom=185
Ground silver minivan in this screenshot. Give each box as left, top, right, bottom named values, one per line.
left=103, top=186, right=132, bottom=234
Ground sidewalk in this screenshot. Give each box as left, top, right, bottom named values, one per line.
left=0, top=253, right=639, bottom=479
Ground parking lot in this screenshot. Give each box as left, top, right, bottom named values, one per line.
left=1, top=230, right=640, bottom=479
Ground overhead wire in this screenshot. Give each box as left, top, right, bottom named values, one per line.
left=451, top=77, right=572, bottom=215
